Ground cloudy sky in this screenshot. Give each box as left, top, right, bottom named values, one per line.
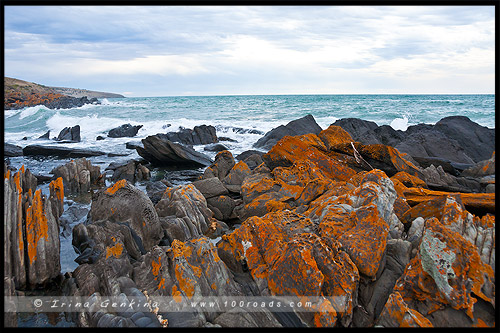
left=4, top=6, right=495, bottom=96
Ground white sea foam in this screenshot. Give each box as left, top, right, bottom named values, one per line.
left=390, top=116, right=409, bottom=131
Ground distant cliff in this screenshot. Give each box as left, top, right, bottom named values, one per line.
left=4, top=77, right=124, bottom=110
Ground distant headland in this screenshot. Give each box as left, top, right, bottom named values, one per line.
left=4, top=77, right=124, bottom=110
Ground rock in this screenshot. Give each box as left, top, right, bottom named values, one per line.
left=38, top=130, right=50, bottom=140
left=392, top=217, right=495, bottom=327
left=96, top=135, right=105, bottom=140
left=218, top=136, right=237, bottom=142
left=433, top=116, right=495, bottom=163
left=396, top=127, right=475, bottom=165
left=437, top=195, right=495, bottom=269
left=125, top=141, right=141, bottom=150
left=108, top=123, right=143, bottom=138
left=23, top=144, right=106, bottom=158
left=213, top=309, right=282, bottom=327
left=390, top=171, right=427, bottom=189
left=263, top=133, right=357, bottom=182
left=461, top=151, right=495, bottom=178
left=254, top=114, right=323, bottom=151
left=56, top=125, right=81, bottom=142
left=237, top=152, right=264, bottom=171
left=217, top=211, right=358, bottom=327
left=136, top=135, right=213, bottom=167
left=236, top=150, right=265, bottom=161
left=164, top=125, right=218, bottom=145
left=202, top=150, right=235, bottom=180
left=421, top=164, right=481, bottom=193
left=50, top=157, right=103, bottom=194
left=4, top=143, right=23, bottom=157
left=145, top=181, right=169, bottom=205
left=206, top=195, right=237, bottom=221
left=373, top=125, right=406, bottom=147
left=412, top=156, right=462, bottom=176
left=334, top=116, right=494, bottom=166
left=89, top=180, right=163, bottom=252
left=222, top=160, right=252, bottom=193
left=318, top=125, right=353, bottom=149
left=376, top=291, right=433, bottom=327
left=192, top=177, right=229, bottom=199
left=106, top=160, right=150, bottom=184
left=4, top=166, right=63, bottom=289
left=353, top=239, right=412, bottom=326
left=332, top=118, right=380, bottom=145
left=203, top=143, right=228, bottom=152
left=402, top=187, right=495, bottom=216
left=155, top=184, right=212, bottom=239
left=332, top=141, right=423, bottom=178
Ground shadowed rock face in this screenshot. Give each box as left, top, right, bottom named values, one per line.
left=254, top=114, right=323, bottom=151
left=334, top=116, right=495, bottom=165
left=89, top=180, right=163, bottom=252
left=136, top=135, right=213, bottom=167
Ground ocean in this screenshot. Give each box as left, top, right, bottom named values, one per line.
left=3, top=93, right=495, bottom=326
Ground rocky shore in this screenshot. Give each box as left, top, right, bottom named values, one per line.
left=3, top=114, right=495, bottom=328
left=4, top=77, right=124, bottom=110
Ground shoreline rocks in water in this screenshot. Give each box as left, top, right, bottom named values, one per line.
left=108, top=124, right=144, bottom=138
left=136, top=134, right=213, bottom=167
left=3, top=114, right=495, bottom=328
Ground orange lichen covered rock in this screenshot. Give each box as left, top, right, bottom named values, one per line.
left=202, top=150, right=235, bottom=180
left=333, top=142, right=423, bottom=178
left=222, top=160, right=251, bottom=192
left=400, top=196, right=448, bottom=227
left=217, top=210, right=359, bottom=327
left=391, top=171, right=427, bottom=189
left=393, top=217, right=495, bottom=326
left=263, top=134, right=357, bottom=182
left=318, top=125, right=354, bottom=149
left=402, top=187, right=495, bottom=215
left=4, top=165, right=60, bottom=289
left=337, top=205, right=389, bottom=278
left=167, top=237, right=242, bottom=299
left=377, top=291, right=433, bottom=327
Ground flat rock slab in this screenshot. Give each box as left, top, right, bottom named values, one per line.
left=23, top=144, right=106, bottom=158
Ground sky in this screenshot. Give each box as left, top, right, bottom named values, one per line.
left=4, top=5, right=495, bottom=97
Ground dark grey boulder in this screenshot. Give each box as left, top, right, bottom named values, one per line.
left=434, top=116, right=495, bottom=163
left=136, top=135, right=213, bottom=167
left=56, top=125, right=81, bottom=142
left=253, top=114, right=323, bottom=150
left=333, top=118, right=380, bottom=145
left=164, top=125, right=218, bottom=145
left=108, top=123, right=143, bottom=138
left=395, top=128, right=475, bottom=165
